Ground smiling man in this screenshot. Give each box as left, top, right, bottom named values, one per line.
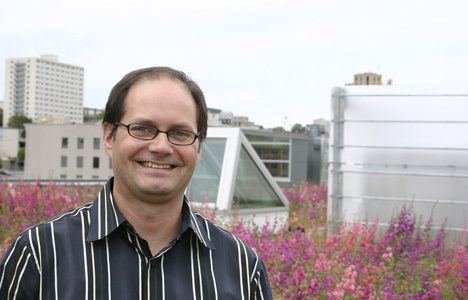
left=0, top=67, right=273, bottom=299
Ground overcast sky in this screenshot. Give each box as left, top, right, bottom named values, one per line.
left=1, top=0, right=467, bottom=129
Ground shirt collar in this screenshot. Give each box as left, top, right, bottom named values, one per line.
left=87, top=178, right=126, bottom=242
left=87, top=178, right=215, bottom=250
left=182, top=196, right=216, bottom=250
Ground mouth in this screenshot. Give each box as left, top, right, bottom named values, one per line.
left=139, top=161, right=175, bottom=169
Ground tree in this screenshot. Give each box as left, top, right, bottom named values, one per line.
left=8, top=115, right=32, bottom=130
left=96, top=111, right=105, bottom=120
left=8, top=115, right=32, bottom=137
left=272, top=126, right=286, bottom=132
left=17, top=147, right=25, bottom=162
left=291, top=123, right=306, bottom=133
left=0, top=108, right=3, bottom=126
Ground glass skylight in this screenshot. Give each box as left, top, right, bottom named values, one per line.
left=187, top=127, right=289, bottom=213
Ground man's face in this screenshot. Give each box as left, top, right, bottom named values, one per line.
left=103, top=78, right=202, bottom=204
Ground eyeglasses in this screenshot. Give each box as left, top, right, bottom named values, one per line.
left=113, top=122, right=199, bottom=146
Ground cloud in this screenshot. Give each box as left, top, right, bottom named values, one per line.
left=1, top=0, right=467, bottom=128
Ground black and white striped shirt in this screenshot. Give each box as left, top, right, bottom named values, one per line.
left=0, top=178, right=272, bottom=300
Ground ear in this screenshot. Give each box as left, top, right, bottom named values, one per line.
left=103, top=122, right=115, bottom=159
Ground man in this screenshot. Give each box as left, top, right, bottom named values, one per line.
left=0, top=67, right=273, bottom=299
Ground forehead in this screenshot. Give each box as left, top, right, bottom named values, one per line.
left=129, top=77, right=190, bottom=98
left=122, top=78, right=197, bottom=126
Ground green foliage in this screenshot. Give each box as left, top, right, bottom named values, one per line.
left=0, top=108, right=3, bottom=126
left=273, top=126, right=286, bottom=132
left=8, top=115, right=32, bottom=138
left=7, top=115, right=32, bottom=130
left=95, top=111, right=105, bottom=120
left=291, top=123, right=306, bottom=132
left=17, top=147, right=25, bottom=162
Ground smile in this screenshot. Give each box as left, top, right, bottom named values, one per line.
left=139, top=161, right=174, bottom=169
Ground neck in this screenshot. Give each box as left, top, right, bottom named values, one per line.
left=112, top=189, right=184, bottom=256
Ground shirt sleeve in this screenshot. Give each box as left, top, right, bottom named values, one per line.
left=251, top=258, right=273, bottom=300
left=0, top=235, right=40, bottom=300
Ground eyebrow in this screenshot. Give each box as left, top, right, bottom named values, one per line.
left=129, top=119, right=197, bottom=132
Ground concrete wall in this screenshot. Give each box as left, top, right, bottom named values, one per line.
left=24, top=123, right=113, bottom=179
left=0, top=127, right=21, bottom=158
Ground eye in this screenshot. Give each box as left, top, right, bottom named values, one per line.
left=134, top=125, right=151, bottom=132
left=170, top=129, right=192, bottom=140
left=130, top=124, right=155, bottom=136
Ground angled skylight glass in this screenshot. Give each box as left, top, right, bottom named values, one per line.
left=187, top=127, right=289, bottom=213
left=186, top=138, right=226, bottom=203
left=232, top=145, right=284, bottom=209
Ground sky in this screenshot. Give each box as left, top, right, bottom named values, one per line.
left=1, top=0, right=467, bottom=129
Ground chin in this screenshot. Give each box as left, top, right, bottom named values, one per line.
left=137, top=183, right=176, bottom=198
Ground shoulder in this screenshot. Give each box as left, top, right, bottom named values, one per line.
left=7, top=202, right=93, bottom=257
left=29, top=201, right=94, bottom=234
left=191, top=212, right=272, bottom=296
left=193, top=212, right=260, bottom=262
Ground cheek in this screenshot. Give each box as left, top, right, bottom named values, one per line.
left=114, top=139, right=141, bottom=161
left=179, top=147, right=201, bottom=166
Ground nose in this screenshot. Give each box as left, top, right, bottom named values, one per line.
left=147, top=132, right=173, bottom=154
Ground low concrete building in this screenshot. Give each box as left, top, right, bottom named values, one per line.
left=208, top=108, right=258, bottom=128
left=24, top=123, right=112, bottom=179
left=24, top=124, right=328, bottom=185
left=0, top=127, right=21, bottom=169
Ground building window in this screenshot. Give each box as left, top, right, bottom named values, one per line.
left=77, top=137, right=84, bottom=149
left=263, top=162, right=289, bottom=177
left=61, top=156, right=67, bottom=167
left=61, top=137, right=68, bottom=148
left=252, top=144, right=289, bottom=160
left=60, top=174, right=67, bottom=179
left=93, top=157, right=100, bottom=169
left=245, top=133, right=291, bottom=179
left=76, top=175, right=83, bottom=179
left=109, top=158, right=112, bottom=169
left=93, top=137, right=100, bottom=150
left=76, top=156, right=83, bottom=168
left=92, top=175, right=99, bottom=179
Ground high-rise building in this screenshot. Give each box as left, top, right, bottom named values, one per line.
left=3, top=55, right=84, bottom=127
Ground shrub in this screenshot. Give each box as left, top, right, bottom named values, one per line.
left=1, top=181, right=467, bottom=298
left=0, top=180, right=98, bottom=255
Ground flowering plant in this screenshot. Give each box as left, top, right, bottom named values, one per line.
left=1, top=180, right=467, bottom=298
left=227, top=183, right=467, bottom=299
left=0, top=180, right=98, bottom=256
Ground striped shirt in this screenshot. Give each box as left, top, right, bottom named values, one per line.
left=0, top=178, right=272, bottom=300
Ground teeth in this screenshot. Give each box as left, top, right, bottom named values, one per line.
left=141, top=162, right=172, bottom=169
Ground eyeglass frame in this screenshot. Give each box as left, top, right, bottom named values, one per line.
left=113, top=122, right=200, bottom=146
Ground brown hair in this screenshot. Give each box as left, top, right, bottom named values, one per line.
left=103, top=66, right=208, bottom=142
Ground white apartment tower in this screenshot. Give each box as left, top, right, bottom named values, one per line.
left=3, top=55, right=84, bottom=127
